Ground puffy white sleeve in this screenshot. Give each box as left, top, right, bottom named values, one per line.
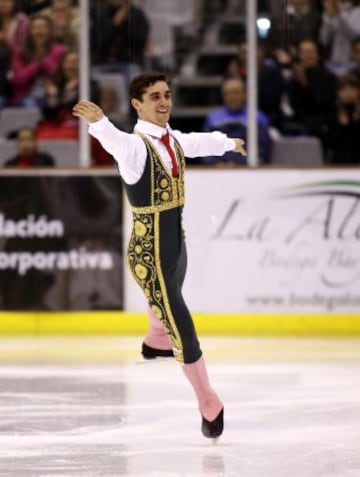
left=88, top=116, right=147, bottom=185
left=172, top=129, right=237, bottom=158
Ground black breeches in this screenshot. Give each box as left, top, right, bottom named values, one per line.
left=127, top=208, right=202, bottom=364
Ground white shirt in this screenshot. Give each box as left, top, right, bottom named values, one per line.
left=89, top=116, right=237, bottom=184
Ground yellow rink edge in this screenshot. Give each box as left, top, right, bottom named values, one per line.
left=0, top=311, right=360, bottom=336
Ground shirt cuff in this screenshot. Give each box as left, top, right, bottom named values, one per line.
left=226, top=138, right=237, bottom=151
left=88, top=115, right=109, bottom=134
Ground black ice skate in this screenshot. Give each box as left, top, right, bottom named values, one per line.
left=201, top=407, right=224, bottom=439
left=141, top=342, right=174, bottom=360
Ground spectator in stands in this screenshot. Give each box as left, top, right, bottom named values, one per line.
left=37, top=49, right=112, bottom=165
left=319, top=0, right=360, bottom=76
left=226, top=40, right=285, bottom=129
left=90, top=0, right=150, bottom=83
left=268, top=0, right=320, bottom=57
left=287, top=40, right=337, bottom=143
left=0, top=0, right=29, bottom=52
left=327, top=74, right=360, bottom=164
left=268, top=0, right=323, bottom=17
left=37, top=49, right=101, bottom=139
left=203, top=77, right=271, bottom=165
left=349, top=36, right=360, bottom=79
left=0, top=42, right=12, bottom=106
left=4, top=127, right=55, bottom=167
left=41, top=0, right=79, bottom=48
left=11, top=14, right=66, bottom=106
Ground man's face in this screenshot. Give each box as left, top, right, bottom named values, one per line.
left=222, top=79, right=246, bottom=111
left=338, top=84, right=359, bottom=104
left=132, top=81, right=172, bottom=127
left=298, top=41, right=319, bottom=68
left=17, top=130, right=36, bottom=156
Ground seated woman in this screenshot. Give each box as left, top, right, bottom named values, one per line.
left=319, top=0, right=360, bottom=76
left=11, top=14, right=66, bottom=106
left=37, top=49, right=112, bottom=164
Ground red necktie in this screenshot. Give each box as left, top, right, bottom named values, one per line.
left=160, top=132, right=179, bottom=178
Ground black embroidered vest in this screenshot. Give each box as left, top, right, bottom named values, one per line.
left=123, top=132, right=185, bottom=214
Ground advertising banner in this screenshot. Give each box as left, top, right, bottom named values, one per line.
left=125, top=169, right=360, bottom=314
left=0, top=173, right=123, bottom=311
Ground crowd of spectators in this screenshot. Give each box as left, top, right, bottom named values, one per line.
left=203, top=77, right=272, bottom=164
left=203, top=0, right=360, bottom=166
left=0, top=0, right=359, bottom=167
left=0, top=0, right=151, bottom=166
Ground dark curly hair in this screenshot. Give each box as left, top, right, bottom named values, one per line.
left=129, top=71, right=170, bottom=101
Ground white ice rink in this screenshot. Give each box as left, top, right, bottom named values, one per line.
left=0, top=337, right=360, bottom=477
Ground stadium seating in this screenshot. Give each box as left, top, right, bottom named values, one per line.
left=270, top=136, right=324, bottom=166
left=0, top=140, right=16, bottom=165
left=173, top=76, right=223, bottom=107
left=0, top=107, right=42, bottom=138
left=38, top=139, right=79, bottom=167
left=0, top=139, right=79, bottom=167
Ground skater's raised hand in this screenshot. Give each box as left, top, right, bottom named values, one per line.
left=73, top=100, right=104, bottom=124
left=233, top=138, right=247, bottom=156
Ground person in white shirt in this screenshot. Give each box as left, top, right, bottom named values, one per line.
left=73, top=71, right=246, bottom=439
left=320, top=0, right=360, bottom=75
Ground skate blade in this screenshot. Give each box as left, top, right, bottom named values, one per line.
left=135, top=356, right=174, bottom=365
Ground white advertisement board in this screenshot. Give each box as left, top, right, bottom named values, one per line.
left=124, top=169, right=360, bottom=314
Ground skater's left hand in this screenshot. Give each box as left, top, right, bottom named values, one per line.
left=233, top=138, right=247, bottom=156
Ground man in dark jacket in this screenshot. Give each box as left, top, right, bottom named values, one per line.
left=226, top=41, right=285, bottom=129
left=328, top=74, right=360, bottom=164
left=287, top=40, right=337, bottom=142
left=5, top=128, right=54, bottom=167
left=90, top=0, right=150, bottom=82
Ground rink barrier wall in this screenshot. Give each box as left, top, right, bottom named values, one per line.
left=125, top=169, right=360, bottom=315
left=0, top=312, right=360, bottom=335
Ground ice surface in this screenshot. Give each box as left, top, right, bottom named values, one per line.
left=0, top=337, right=359, bottom=476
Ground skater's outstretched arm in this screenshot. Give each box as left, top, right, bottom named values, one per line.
left=171, top=129, right=247, bottom=159
left=73, top=100, right=147, bottom=184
